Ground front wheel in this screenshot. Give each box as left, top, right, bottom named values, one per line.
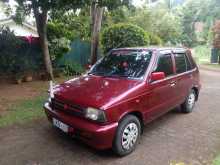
left=181, top=89, right=196, bottom=113
left=113, top=115, right=141, bottom=156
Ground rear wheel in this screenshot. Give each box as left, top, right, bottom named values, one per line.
left=181, top=89, right=196, bottom=113
left=113, top=115, right=141, bottom=156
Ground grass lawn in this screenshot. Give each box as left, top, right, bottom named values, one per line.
left=213, top=155, right=220, bottom=165
left=0, top=76, right=70, bottom=128
left=0, top=94, right=47, bottom=127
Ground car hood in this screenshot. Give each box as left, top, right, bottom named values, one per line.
left=54, top=75, right=142, bottom=109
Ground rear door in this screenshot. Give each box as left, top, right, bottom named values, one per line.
left=146, top=51, right=178, bottom=121
left=173, top=51, right=194, bottom=104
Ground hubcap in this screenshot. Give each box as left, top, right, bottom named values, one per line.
left=188, top=93, right=195, bottom=109
left=121, top=123, right=138, bottom=150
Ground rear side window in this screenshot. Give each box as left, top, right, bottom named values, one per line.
left=155, top=54, right=174, bottom=77
left=186, top=51, right=196, bottom=69
left=175, top=53, right=195, bottom=73
left=174, top=53, right=187, bottom=73
left=185, top=54, right=192, bottom=70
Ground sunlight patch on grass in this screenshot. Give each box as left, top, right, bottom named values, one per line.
left=213, top=155, right=220, bottom=165
left=0, top=95, right=47, bottom=127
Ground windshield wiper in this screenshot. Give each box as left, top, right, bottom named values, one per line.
left=88, top=71, right=107, bottom=76
left=88, top=71, right=132, bottom=79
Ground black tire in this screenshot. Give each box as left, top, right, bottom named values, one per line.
left=113, top=115, right=141, bottom=156
left=181, top=89, right=196, bottom=113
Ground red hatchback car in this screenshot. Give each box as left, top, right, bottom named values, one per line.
left=44, top=47, right=201, bottom=156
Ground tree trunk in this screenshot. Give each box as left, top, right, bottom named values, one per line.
left=90, top=5, right=104, bottom=65
left=39, top=29, right=54, bottom=80
left=33, top=7, right=54, bottom=80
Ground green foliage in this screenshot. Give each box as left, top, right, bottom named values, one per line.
left=149, top=33, right=163, bottom=45
left=193, top=45, right=211, bottom=63
left=101, top=23, right=150, bottom=53
left=0, top=26, right=43, bottom=75
left=178, top=1, right=200, bottom=47
left=47, top=22, right=76, bottom=41
left=104, top=6, right=181, bottom=46
left=176, top=0, right=220, bottom=47
left=151, top=11, right=181, bottom=44
left=0, top=95, right=46, bottom=127
left=0, top=26, right=22, bottom=74
left=48, top=9, right=91, bottom=41
left=47, top=22, right=73, bottom=61
left=62, top=61, right=85, bottom=76
left=103, top=6, right=134, bottom=26
left=47, top=9, right=92, bottom=62
left=48, top=37, right=71, bottom=62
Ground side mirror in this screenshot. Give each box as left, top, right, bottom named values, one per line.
left=151, top=72, right=165, bottom=82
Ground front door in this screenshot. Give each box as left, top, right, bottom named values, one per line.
left=146, top=52, right=177, bottom=121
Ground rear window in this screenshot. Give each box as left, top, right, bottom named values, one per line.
left=185, top=54, right=193, bottom=70
left=186, top=51, right=196, bottom=69
left=174, top=53, right=187, bottom=74
left=175, top=53, right=195, bottom=73
left=155, top=54, right=174, bottom=77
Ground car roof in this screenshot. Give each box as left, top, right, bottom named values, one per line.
left=112, top=47, right=188, bottom=54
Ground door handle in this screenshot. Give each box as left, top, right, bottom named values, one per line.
left=170, top=81, right=177, bottom=87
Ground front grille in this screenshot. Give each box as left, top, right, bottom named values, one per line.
left=51, top=98, right=85, bottom=118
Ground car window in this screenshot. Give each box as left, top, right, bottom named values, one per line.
left=155, top=54, right=174, bottom=77
left=185, top=54, right=192, bottom=70
left=89, top=50, right=152, bottom=79
left=174, top=53, right=187, bottom=74
left=186, top=51, right=196, bottom=69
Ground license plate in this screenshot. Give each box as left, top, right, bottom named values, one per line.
left=52, top=118, right=69, bottom=133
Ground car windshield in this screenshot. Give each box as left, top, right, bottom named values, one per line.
left=89, top=50, right=152, bottom=79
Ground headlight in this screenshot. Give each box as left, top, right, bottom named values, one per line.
left=85, top=107, right=107, bottom=122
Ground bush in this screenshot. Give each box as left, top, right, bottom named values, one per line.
left=0, top=26, right=43, bottom=76
left=62, top=61, right=85, bottom=76
left=101, top=23, right=150, bottom=53
left=0, top=26, right=22, bottom=74
left=149, top=33, right=163, bottom=45
left=47, top=22, right=72, bottom=62
left=48, top=37, right=71, bottom=61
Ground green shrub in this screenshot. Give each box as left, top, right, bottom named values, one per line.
left=0, top=26, right=43, bottom=75
left=149, top=33, right=163, bottom=45
left=101, top=23, right=150, bottom=53
left=47, top=22, right=76, bottom=41
left=47, top=22, right=72, bottom=62
left=48, top=37, right=71, bottom=61
left=62, top=61, right=85, bottom=76
left=0, top=26, right=22, bottom=74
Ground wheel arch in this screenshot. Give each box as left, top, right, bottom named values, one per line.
left=118, top=111, right=144, bottom=133
left=192, top=86, right=199, bottom=101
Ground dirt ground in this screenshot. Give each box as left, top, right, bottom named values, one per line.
left=0, top=68, right=220, bottom=165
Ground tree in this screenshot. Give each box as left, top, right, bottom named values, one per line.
left=90, top=0, right=132, bottom=64
left=5, top=0, right=90, bottom=80
left=90, top=2, right=104, bottom=64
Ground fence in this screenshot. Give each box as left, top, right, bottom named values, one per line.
left=57, top=39, right=91, bottom=68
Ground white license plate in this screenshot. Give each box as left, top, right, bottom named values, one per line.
left=52, top=118, right=69, bottom=133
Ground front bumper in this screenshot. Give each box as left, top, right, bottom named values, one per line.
left=44, top=102, right=118, bottom=150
